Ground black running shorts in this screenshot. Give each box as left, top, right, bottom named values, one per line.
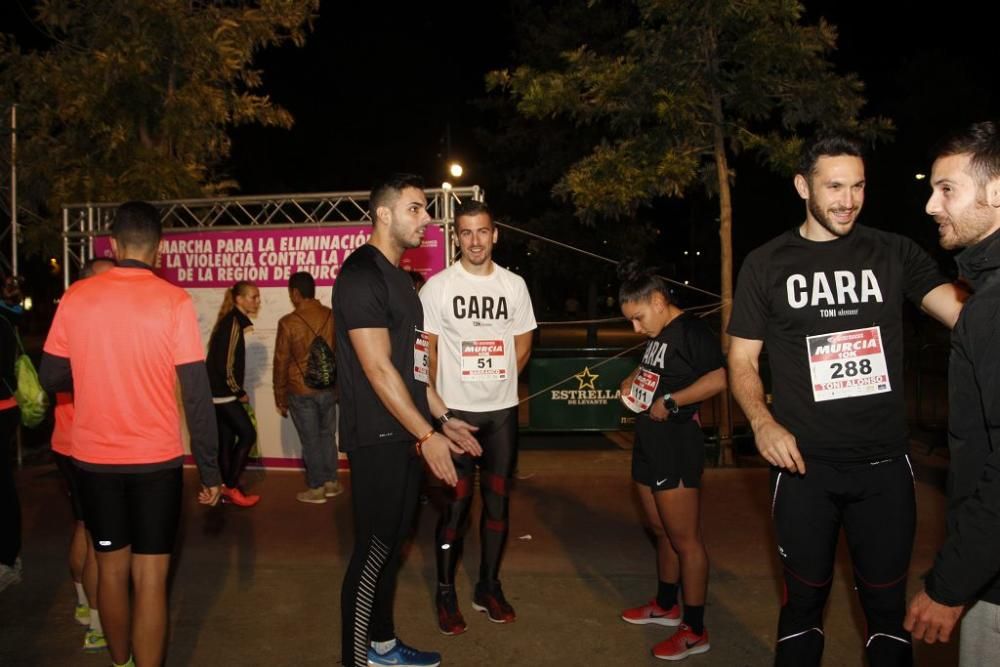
left=631, top=417, right=705, bottom=490
left=75, top=464, right=183, bottom=554
left=53, top=452, right=85, bottom=522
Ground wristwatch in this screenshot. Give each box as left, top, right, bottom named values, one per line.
left=662, top=394, right=680, bottom=414
left=437, top=410, right=455, bottom=427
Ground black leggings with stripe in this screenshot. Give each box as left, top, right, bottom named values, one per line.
left=771, top=455, right=916, bottom=667
left=340, top=441, right=423, bottom=667
left=436, top=406, right=518, bottom=587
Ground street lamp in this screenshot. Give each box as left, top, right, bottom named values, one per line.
left=449, top=162, right=464, bottom=179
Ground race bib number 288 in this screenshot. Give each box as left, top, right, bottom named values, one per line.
left=806, top=326, right=891, bottom=403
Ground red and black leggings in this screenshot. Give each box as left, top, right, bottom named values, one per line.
left=436, top=406, right=518, bottom=587
left=771, top=455, right=916, bottom=667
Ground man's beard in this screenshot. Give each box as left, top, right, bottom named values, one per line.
left=808, top=197, right=857, bottom=238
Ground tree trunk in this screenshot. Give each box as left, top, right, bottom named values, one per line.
left=711, top=121, right=735, bottom=465
left=712, top=90, right=735, bottom=465
left=707, top=28, right=734, bottom=465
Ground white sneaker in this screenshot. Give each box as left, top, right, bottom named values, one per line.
left=0, top=558, right=22, bottom=593
left=324, top=480, right=344, bottom=497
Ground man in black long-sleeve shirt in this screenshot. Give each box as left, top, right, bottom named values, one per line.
left=39, top=201, right=219, bottom=667
left=905, top=122, right=1000, bottom=664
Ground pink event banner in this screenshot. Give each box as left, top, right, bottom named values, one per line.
left=92, top=224, right=445, bottom=287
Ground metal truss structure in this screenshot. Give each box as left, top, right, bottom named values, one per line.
left=62, top=186, right=483, bottom=288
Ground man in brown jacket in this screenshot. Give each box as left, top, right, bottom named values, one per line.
left=273, top=271, right=341, bottom=503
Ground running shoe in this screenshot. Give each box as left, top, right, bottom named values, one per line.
left=621, top=599, right=681, bottom=627
left=436, top=588, right=467, bottom=636
left=367, top=639, right=441, bottom=667
left=0, top=558, right=22, bottom=593
left=652, top=623, right=710, bottom=661
left=74, top=603, right=91, bottom=625
left=221, top=485, right=260, bottom=507
left=324, top=480, right=344, bottom=497
left=472, top=582, right=516, bottom=623
left=296, top=487, right=327, bottom=504
left=82, top=628, right=107, bottom=652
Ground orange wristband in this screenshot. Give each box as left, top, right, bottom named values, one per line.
left=415, top=429, right=435, bottom=456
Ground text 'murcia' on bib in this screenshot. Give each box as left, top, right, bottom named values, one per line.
left=807, top=326, right=890, bottom=402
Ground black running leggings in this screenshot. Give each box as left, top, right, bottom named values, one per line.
left=214, top=401, right=256, bottom=488
left=341, top=441, right=423, bottom=667
left=436, top=406, right=518, bottom=587
left=771, top=456, right=916, bottom=667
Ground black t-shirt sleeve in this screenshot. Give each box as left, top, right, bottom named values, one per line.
left=338, top=259, right=391, bottom=330
left=727, top=250, right=769, bottom=340
left=685, top=319, right=726, bottom=375
left=898, top=235, right=948, bottom=305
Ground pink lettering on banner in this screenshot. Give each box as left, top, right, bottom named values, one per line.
left=92, top=225, right=446, bottom=287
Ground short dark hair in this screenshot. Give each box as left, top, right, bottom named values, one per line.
left=797, top=134, right=865, bottom=178
left=80, top=257, right=116, bottom=279
left=454, top=199, right=492, bottom=228
left=934, top=121, right=1000, bottom=189
left=370, top=173, right=425, bottom=223
left=112, top=201, right=161, bottom=250
left=288, top=271, right=315, bottom=299
left=617, top=260, right=672, bottom=305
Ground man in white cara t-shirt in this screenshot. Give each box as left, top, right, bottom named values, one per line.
left=420, top=200, right=536, bottom=636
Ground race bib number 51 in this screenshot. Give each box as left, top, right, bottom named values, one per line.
left=461, top=339, right=507, bottom=382
left=806, top=326, right=891, bottom=403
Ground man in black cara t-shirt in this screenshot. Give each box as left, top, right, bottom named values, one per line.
left=334, top=174, right=481, bottom=667
left=728, top=135, right=963, bottom=667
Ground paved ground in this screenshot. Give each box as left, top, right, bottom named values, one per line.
left=0, top=444, right=959, bottom=666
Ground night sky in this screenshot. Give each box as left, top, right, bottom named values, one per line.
left=227, top=1, right=999, bottom=277
left=4, top=1, right=999, bottom=294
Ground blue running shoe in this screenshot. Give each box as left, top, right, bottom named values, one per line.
left=367, top=639, right=442, bottom=667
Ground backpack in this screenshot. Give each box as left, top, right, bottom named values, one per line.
left=294, top=312, right=336, bottom=390
left=2, top=319, right=49, bottom=428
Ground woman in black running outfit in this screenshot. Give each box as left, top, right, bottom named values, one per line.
left=616, top=262, right=726, bottom=661
left=206, top=281, right=261, bottom=507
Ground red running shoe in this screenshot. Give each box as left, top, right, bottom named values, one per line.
left=436, top=589, right=468, bottom=636
left=652, top=624, right=710, bottom=661
left=471, top=583, right=516, bottom=623
left=621, top=600, right=681, bottom=627
left=221, top=485, right=260, bottom=507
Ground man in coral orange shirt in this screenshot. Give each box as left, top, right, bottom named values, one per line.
left=40, top=202, right=220, bottom=667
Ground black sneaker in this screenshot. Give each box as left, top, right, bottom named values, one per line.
left=436, top=587, right=467, bottom=635
left=471, top=582, right=516, bottom=623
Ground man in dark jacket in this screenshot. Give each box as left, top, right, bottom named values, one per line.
left=905, top=121, right=1000, bottom=664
